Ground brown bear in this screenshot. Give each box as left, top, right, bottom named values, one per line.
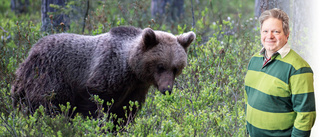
left=11, top=26, right=195, bottom=126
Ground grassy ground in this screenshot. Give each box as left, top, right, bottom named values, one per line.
left=0, top=0, right=260, bottom=136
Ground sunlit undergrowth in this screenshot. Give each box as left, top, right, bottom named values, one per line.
left=0, top=0, right=260, bottom=136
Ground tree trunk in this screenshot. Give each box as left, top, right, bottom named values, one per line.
left=11, top=0, right=29, bottom=14
left=151, top=0, right=184, bottom=22
left=41, top=0, right=70, bottom=33
left=254, top=0, right=290, bottom=17
left=290, top=1, right=311, bottom=57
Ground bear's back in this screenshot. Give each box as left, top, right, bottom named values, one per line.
left=109, top=26, right=142, bottom=38
left=27, top=33, right=103, bottom=85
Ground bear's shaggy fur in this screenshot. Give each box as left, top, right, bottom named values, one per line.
left=11, top=26, right=195, bottom=125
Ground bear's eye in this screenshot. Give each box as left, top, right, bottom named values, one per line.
left=157, top=64, right=166, bottom=73
left=173, top=68, right=178, bottom=75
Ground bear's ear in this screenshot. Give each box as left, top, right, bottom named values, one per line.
left=177, top=31, right=196, bottom=52
left=142, top=28, right=159, bottom=51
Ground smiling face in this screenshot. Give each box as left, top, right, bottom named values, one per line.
left=261, top=17, right=289, bottom=57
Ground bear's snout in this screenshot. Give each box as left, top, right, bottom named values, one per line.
left=156, top=72, right=174, bottom=95
left=158, top=80, right=173, bottom=95
left=160, top=87, right=172, bottom=95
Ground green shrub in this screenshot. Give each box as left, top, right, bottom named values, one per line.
left=0, top=0, right=259, bottom=136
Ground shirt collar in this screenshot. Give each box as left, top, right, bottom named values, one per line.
left=259, top=43, right=291, bottom=58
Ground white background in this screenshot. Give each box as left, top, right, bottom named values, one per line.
left=310, top=0, right=320, bottom=136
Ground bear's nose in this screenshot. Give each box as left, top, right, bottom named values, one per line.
left=161, top=88, right=172, bottom=95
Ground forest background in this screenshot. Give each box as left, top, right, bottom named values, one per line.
left=0, top=0, right=319, bottom=136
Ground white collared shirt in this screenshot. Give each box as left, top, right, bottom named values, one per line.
left=259, top=43, right=291, bottom=58
left=259, top=44, right=291, bottom=66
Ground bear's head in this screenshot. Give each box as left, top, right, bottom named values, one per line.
left=129, top=28, right=196, bottom=95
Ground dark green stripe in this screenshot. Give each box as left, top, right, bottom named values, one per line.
left=245, top=86, right=293, bottom=113
left=246, top=121, right=292, bottom=137
left=292, top=92, right=316, bottom=112
left=248, top=56, right=293, bottom=84
left=292, top=126, right=311, bottom=137
left=291, top=67, right=313, bottom=76
left=247, top=56, right=263, bottom=71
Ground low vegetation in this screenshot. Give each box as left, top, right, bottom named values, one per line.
left=0, top=0, right=260, bottom=136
